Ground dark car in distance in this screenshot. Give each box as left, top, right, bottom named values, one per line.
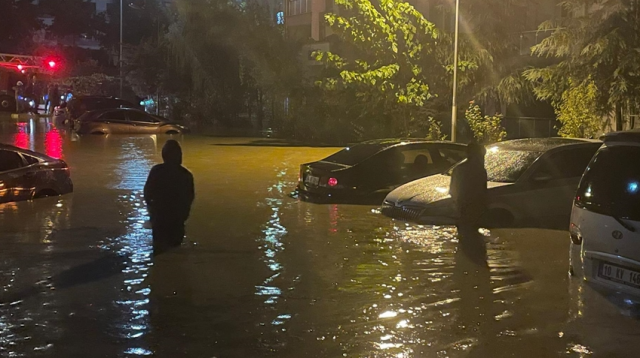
left=0, top=144, right=73, bottom=203
left=297, top=139, right=467, bottom=203
left=74, top=108, right=188, bottom=135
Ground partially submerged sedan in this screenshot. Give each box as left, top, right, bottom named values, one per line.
left=297, top=139, right=467, bottom=202
left=0, top=144, right=73, bottom=203
left=75, top=108, right=188, bottom=135
left=382, top=138, right=602, bottom=227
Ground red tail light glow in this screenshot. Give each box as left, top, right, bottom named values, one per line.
left=328, top=177, right=338, bottom=187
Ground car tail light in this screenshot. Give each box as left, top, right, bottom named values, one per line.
left=328, top=177, right=338, bottom=187
left=570, top=223, right=582, bottom=245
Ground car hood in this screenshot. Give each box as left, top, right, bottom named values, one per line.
left=384, top=174, right=513, bottom=206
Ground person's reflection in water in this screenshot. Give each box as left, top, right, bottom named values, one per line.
left=144, top=140, right=195, bottom=255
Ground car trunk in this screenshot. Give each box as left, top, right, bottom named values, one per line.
left=299, top=161, right=349, bottom=190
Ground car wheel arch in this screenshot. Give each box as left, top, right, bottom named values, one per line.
left=485, top=205, right=516, bottom=227
left=33, top=188, right=59, bottom=199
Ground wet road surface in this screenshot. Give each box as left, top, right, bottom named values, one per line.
left=0, top=116, right=639, bottom=357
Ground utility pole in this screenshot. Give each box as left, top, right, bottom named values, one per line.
left=120, top=0, right=124, bottom=98
left=451, top=0, right=460, bottom=142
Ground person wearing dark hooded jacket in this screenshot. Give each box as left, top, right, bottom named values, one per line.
left=144, top=140, right=195, bottom=254
left=449, top=142, right=488, bottom=266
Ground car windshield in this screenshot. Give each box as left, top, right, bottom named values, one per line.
left=322, top=143, right=387, bottom=166
left=575, top=145, right=640, bottom=221
left=446, top=149, right=542, bottom=183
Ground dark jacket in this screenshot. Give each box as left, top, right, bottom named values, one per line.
left=450, top=159, right=487, bottom=220
left=144, top=141, right=194, bottom=224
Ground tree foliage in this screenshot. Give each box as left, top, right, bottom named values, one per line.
left=166, top=0, right=301, bottom=127
left=40, top=0, right=97, bottom=41
left=0, top=0, right=41, bottom=53
left=525, top=0, right=640, bottom=130
left=464, top=101, right=506, bottom=144
left=457, top=0, right=536, bottom=109
left=315, top=0, right=478, bottom=139
left=555, top=78, right=602, bottom=138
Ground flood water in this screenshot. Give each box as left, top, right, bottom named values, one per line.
left=0, top=116, right=638, bottom=357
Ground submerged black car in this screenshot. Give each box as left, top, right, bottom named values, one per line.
left=0, top=144, right=73, bottom=203
left=297, top=139, right=467, bottom=202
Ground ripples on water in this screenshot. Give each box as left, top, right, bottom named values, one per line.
left=0, top=117, right=639, bottom=357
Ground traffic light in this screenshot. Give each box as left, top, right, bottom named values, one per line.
left=42, top=56, right=61, bottom=72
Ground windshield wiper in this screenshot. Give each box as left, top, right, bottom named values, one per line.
left=614, top=216, right=637, bottom=232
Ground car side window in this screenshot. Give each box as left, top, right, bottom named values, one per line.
left=0, top=150, right=25, bottom=172
left=438, top=147, right=467, bottom=165
left=533, top=147, right=599, bottom=180
left=23, top=155, right=39, bottom=166
left=99, top=110, right=127, bottom=121
left=128, top=111, right=157, bottom=123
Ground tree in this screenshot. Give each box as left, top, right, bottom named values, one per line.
left=315, top=0, right=479, bottom=139
left=0, top=0, right=41, bottom=53
left=40, top=0, right=97, bottom=43
left=96, top=0, right=160, bottom=49
left=525, top=0, right=640, bottom=131
left=459, top=0, right=536, bottom=107
left=464, top=101, right=506, bottom=144
left=164, top=0, right=303, bottom=129
left=555, top=78, right=602, bottom=138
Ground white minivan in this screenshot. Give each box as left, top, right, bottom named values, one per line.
left=570, top=129, right=640, bottom=299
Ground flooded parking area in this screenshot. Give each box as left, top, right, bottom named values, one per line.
left=0, top=115, right=638, bottom=357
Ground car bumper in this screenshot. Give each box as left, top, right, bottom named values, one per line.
left=297, top=182, right=357, bottom=200
left=381, top=200, right=457, bottom=225
left=582, top=251, right=640, bottom=301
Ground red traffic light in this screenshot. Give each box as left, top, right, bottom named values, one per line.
left=42, top=56, right=61, bottom=71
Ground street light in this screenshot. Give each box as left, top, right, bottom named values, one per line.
left=451, top=0, right=460, bottom=142
left=120, top=0, right=123, bottom=98
left=120, top=1, right=144, bottom=99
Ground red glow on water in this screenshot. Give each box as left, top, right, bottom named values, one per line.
left=45, top=127, right=63, bottom=159
left=329, top=204, right=339, bottom=234
left=14, top=123, right=28, bottom=149
left=328, top=177, right=338, bottom=187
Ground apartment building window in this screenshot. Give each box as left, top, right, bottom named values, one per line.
left=288, top=0, right=312, bottom=16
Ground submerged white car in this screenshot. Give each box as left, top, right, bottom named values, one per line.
left=381, top=138, right=602, bottom=227
left=570, top=129, right=640, bottom=300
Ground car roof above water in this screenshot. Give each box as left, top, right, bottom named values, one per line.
left=602, top=129, right=640, bottom=143
left=356, top=138, right=466, bottom=147
left=0, top=144, right=56, bottom=161
left=490, top=137, right=601, bottom=152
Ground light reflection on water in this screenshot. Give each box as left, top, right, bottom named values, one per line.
left=106, top=137, right=156, bottom=356
left=256, top=165, right=292, bottom=340
left=0, top=119, right=639, bottom=357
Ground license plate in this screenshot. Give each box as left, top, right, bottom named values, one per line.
left=304, top=175, right=319, bottom=186
left=597, top=262, right=640, bottom=289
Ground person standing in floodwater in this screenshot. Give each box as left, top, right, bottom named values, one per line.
left=144, top=140, right=195, bottom=255
left=449, top=142, right=488, bottom=264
